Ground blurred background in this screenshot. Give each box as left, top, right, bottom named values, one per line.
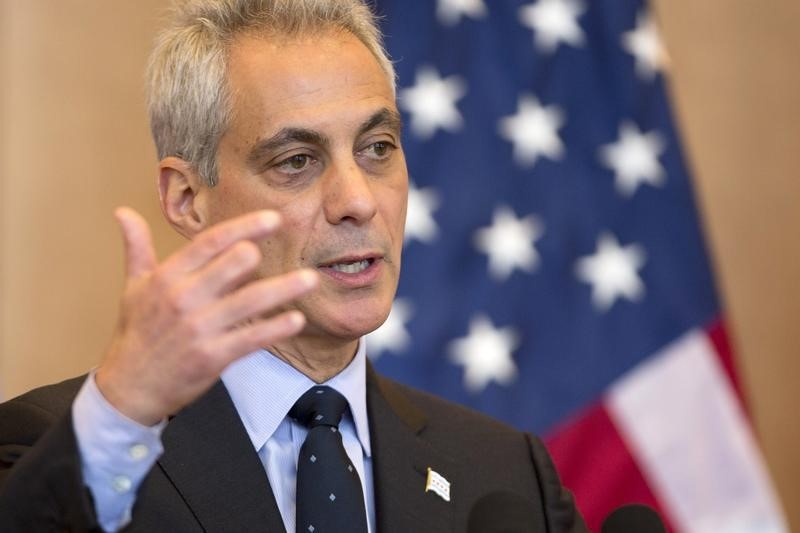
left=1, top=0, right=797, bottom=529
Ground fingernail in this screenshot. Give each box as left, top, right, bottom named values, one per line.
left=288, top=311, right=306, bottom=328
left=258, top=211, right=280, bottom=229
left=298, top=269, right=319, bottom=288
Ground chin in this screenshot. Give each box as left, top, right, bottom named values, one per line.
left=314, top=303, right=391, bottom=341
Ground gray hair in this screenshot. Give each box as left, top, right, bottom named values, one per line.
left=146, top=0, right=395, bottom=186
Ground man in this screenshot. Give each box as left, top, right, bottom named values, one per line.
left=0, top=1, right=586, bottom=531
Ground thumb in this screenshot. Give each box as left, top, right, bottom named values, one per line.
left=114, top=207, right=157, bottom=279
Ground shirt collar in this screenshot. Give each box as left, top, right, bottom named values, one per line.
left=221, top=339, right=372, bottom=458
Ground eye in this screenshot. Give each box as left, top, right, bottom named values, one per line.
left=362, top=140, right=396, bottom=160
left=275, top=153, right=316, bottom=174
left=372, top=142, right=390, bottom=157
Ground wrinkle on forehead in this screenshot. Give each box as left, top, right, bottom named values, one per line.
left=227, top=29, right=390, bottom=102
left=223, top=31, right=397, bottom=150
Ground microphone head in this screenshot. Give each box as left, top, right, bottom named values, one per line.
left=467, top=490, right=541, bottom=533
left=601, top=504, right=666, bottom=533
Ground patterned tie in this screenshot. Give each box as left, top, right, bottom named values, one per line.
left=290, top=386, right=368, bottom=533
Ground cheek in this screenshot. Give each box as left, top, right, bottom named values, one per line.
left=381, top=185, right=409, bottom=238
left=272, top=204, right=321, bottom=266
left=255, top=233, right=299, bottom=278
left=206, top=180, right=271, bottom=225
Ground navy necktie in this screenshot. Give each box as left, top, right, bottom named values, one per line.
left=290, top=386, right=368, bottom=533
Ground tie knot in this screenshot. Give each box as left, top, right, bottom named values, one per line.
left=290, top=386, right=349, bottom=429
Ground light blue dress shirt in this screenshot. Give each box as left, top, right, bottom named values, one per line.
left=71, top=341, right=374, bottom=533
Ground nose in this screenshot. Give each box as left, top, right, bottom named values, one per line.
left=322, top=160, right=378, bottom=226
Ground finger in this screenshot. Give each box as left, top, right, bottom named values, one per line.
left=197, top=268, right=318, bottom=332
left=211, top=310, right=307, bottom=367
left=193, top=240, right=262, bottom=297
left=171, top=240, right=262, bottom=307
left=163, top=210, right=281, bottom=276
left=115, top=207, right=157, bottom=279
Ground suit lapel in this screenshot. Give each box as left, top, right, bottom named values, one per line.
left=152, top=366, right=459, bottom=532
left=367, top=364, right=457, bottom=533
left=158, top=381, right=286, bottom=533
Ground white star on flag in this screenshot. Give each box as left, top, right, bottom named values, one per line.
left=599, top=121, right=666, bottom=197
left=474, top=206, right=544, bottom=281
left=622, top=10, right=670, bottom=80
left=519, top=0, right=586, bottom=53
left=575, top=232, right=647, bottom=312
left=405, top=181, right=440, bottom=245
left=366, top=299, right=413, bottom=358
left=399, top=66, right=466, bottom=139
left=449, top=314, right=520, bottom=392
left=437, top=0, right=487, bottom=26
left=499, top=94, right=565, bottom=167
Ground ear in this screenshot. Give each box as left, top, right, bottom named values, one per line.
left=157, top=156, right=208, bottom=239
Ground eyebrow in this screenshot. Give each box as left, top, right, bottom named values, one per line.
left=246, top=128, right=329, bottom=169
left=245, top=107, right=403, bottom=170
left=356, top=107, right=403, bottom=138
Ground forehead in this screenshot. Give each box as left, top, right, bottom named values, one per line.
left=225, top=30, right=396, bottom=135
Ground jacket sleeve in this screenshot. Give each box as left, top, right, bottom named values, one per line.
left=0, top=394, right=101, bottom=532
left=526, top=433, right=589, bottom=533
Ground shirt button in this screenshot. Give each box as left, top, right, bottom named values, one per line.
left=129, top=443, right=149, bottom=460
left=112, top=475, right=132, bottom=493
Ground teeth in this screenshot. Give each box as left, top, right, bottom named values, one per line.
left=330, top=260, right=370, bottom=274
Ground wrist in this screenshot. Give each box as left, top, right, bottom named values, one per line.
left=95, top=367, right=164, bottom=427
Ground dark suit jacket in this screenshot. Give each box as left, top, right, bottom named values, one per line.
left=0, top=365, right=586, bottom=532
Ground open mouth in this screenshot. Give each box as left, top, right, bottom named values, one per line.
left=328, top=259, right=374, bottom=274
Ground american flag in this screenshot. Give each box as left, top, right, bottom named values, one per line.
left=367, top=0, right=788, bottom=531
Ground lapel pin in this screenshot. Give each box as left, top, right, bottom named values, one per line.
left=425, top=467, right=451, bottom=502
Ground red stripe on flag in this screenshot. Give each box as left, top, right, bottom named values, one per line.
left=545, top=403, right=675, bottom=532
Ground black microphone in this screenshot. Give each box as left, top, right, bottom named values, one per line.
left=601, top=504, right=666, bottom=533
left=467, top=490, right=543, bottom=533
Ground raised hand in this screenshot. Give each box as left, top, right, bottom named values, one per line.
left=95, top=207, right=318, bottom=425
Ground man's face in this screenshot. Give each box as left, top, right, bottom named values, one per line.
left=202, top=30, right=407, bottom=346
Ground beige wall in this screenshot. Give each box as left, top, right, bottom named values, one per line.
left=655, top=1, right=800, bottom=526
left=1, top=0, right=797, bottom=527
